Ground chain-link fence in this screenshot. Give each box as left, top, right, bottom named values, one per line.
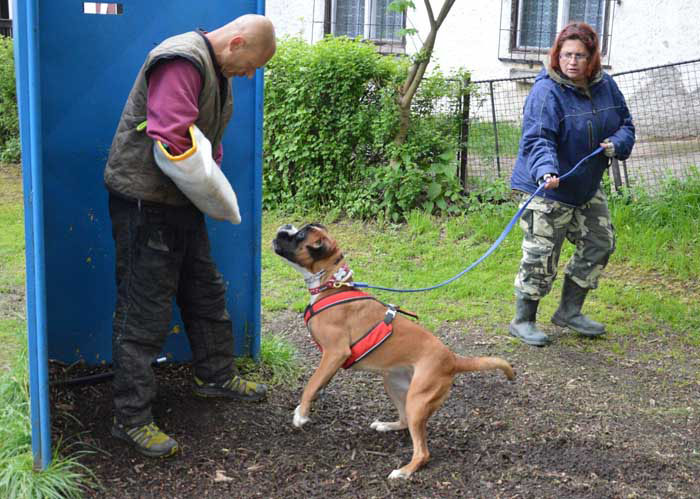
left=457, top=58, right=700, bottom=194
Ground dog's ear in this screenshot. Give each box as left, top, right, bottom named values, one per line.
left=306, top=235, right=331, bottom=261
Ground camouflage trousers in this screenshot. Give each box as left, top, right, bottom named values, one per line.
left=514, top=188, right=615, bottom=301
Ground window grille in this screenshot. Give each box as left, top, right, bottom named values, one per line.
left=499, top=0, right=615, bottom=66
left=313, top=0, right=406, bottom=54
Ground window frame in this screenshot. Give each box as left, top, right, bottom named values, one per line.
left=505, top=0, right=613, bottom=62
left=325, top=0, right=406, bottom=52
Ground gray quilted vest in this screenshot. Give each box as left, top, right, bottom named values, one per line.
left=104, top=31, right=234, bottom=205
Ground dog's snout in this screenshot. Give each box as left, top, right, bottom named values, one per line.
left=276, top=224, right=298, bottom=237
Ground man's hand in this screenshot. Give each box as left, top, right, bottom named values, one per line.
left=600, top=139, right=616, bottom=158
left=539, top=173, right=559, bottom=190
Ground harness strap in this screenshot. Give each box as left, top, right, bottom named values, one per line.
left=304, top=290, right=374, bottom=324
left=304, top=290, right=419, bottom=325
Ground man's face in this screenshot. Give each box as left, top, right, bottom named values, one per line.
left=222, top=37, right=274, bottom=79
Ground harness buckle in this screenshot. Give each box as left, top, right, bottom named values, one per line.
left=332, top=281, right=344, bottom=288
left=384, top=306, right=397, bottom=325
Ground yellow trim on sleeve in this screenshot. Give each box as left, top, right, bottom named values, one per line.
left=155, top=125, right=198, bottom=161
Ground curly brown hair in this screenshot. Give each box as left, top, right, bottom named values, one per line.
left=549, top=22, right=601, bottom=79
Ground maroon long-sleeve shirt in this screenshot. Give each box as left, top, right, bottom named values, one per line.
left=146, top=57, right=223, bottom=164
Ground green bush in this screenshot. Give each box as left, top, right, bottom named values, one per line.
left=263, top=36, right=469, bottom=220
left=0, top=36, right=20, bottom=163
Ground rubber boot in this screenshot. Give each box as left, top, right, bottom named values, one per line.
left=551, top=276, right=605, bottom=337
left=509, top=295, right=549, bottom=346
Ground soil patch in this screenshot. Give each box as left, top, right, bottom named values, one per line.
left=53, top=310, right=700, bottom=498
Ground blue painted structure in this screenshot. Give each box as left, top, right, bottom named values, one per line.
left=13, top=0, right=265, bottom=469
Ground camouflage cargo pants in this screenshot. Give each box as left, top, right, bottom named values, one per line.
left=514, top=188, right=615, bottom=301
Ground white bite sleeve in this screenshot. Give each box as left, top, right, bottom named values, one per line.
left=153, top=125, right=241, bottom=224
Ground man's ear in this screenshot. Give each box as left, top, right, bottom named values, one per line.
left=229, top=35, right=246, bottom=51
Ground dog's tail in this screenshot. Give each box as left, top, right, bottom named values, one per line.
left=453, top=355, right=515, bottom=381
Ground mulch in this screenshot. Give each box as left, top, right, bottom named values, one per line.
left=52, top=310, right=700, bottom=498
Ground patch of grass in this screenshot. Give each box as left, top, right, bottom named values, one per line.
left=610, top=168, right=700, bottom=278
left=0, top=346, right=98, bottom=498
left=0, top=319, right=24, bottom=371
left=466, top=120, right=521, bottom=159
left=237, top=335, right=302, bottom=387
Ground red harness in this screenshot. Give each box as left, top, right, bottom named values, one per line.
left=304, top=290, right=416, bottom=369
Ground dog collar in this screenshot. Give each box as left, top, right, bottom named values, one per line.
left=307, top=263, right=353, bottom=295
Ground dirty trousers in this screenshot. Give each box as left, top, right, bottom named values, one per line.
left=109, top=194, right=235, bottom=427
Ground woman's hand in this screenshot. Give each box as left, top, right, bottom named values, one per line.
left=540, top=173, right=560, bottom=190
left=600, top=139, right=616, bottom=158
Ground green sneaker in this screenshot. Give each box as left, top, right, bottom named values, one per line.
left=192, top=374, right=267, bottom=402
left=111, top=421, right=179, bottom=458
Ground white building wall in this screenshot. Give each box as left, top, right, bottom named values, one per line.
left=269, top=0, right=700, bottom=80
left=610, top=0, right=700, bottom=73
left=267, top=0, right=324, bottom=43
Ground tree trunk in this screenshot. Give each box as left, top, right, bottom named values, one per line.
left=391, top=0, right=457, bottom=154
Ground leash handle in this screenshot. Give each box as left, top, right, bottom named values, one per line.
left=353, top=146, right=604, bottom=293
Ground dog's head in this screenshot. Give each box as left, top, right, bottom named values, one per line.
left=272, top=223, right=341, bottom=274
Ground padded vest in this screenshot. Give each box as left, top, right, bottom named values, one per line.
left=104, top=31, right=233, bottom=205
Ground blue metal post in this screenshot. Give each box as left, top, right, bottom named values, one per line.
left=13, top=0, right=52, bottom=469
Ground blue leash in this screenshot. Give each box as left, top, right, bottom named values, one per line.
left=351, top=146, right=604, bottom=293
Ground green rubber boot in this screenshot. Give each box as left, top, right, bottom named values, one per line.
left=509, top=295, right=549, bottom=346
left=551, top=276, right=605, bottom=337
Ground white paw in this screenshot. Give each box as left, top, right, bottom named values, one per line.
left=388, top=469, right=410, bottom=480
left=370, top=420, right=392, bottom=432
left=370, top=420, right=405, bottom=432
left=293, top=405, right=310, bottom=428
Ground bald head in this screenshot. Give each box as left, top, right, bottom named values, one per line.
left=207, top=15, right=276, bottom=78
left=227, top=14, right=276, bottom=54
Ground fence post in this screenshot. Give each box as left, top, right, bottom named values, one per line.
left=488, top=81, right=501, bottom=177
left=609, top=158, right=622, bottom=192
left=460, top=75, right=471, bottom=189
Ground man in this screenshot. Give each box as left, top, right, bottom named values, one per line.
left=103, top=14, right=276, bottom=458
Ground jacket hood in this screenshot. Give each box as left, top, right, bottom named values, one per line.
left=542, top=63, right=604, bottom=96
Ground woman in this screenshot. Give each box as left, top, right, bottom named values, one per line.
left=509, top=22, right=635, bottom=346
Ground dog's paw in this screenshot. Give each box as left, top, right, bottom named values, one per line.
left=293, top=405, right=310, bottom=428
left=370, top=420, right=407, bottom=432
left=388, top=469, right=411, bottom=480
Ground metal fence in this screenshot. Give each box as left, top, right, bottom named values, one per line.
left=0, top=19, right=11, bottom=38
left=458, top=58, right=700, bottom=194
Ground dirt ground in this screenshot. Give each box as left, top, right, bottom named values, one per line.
left=52, top=309, right=700, bottom=499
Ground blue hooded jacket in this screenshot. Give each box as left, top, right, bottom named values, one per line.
left=510, top=68, right=635, bottom=206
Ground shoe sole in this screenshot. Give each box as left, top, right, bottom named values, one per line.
left=192, top=388, right=267, bottom=402
left=551, top=316, right=605, bottom=337
left=508, top=325, right=549, bottom=347
left=111, top=427, right=179, bottom=458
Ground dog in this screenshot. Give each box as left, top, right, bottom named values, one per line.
left=272, top=223, right=515, bottom=479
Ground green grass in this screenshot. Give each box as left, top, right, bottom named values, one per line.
left=466, top=120, right=521, bottom=159
left=0, top=340, right=97, bottom=498
left=0, top=163, right=25, bottom=371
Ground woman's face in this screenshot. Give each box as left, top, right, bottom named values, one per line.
left=558, top=39, right=590, bottom=84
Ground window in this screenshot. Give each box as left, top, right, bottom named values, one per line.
left=326, top=0, right=406, bottom=52
left=500, top=0, right=614, bottom=64
left=0, top=0, right=9, bottom=20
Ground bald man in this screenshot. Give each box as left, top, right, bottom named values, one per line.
left=104, top=14, right=276, bottom=458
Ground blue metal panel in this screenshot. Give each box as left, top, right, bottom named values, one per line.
left=38, top=0, right=261, bottom=364
left=15, top=0, right=264, bottom=469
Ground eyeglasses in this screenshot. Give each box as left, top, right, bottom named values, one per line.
left=560, top=52, right=589, bottom=62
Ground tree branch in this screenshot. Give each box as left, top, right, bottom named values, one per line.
left=424, top=0, right=436, bottom=26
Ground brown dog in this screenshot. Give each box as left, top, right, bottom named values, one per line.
left=272, top=223, right=515, bottom=479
